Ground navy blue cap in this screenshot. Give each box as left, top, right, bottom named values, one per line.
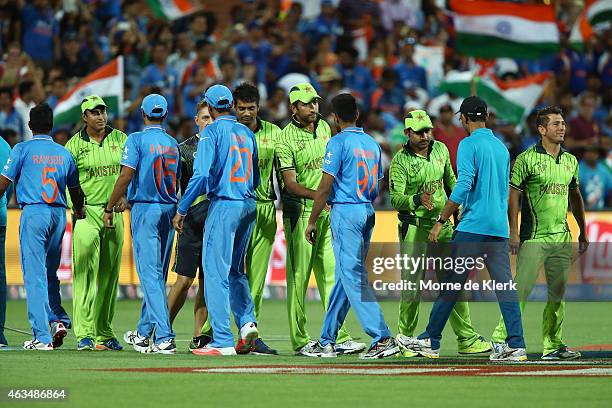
left=141, top=94, right=168, bottom=118
left=204, top=84, right=233, bottom=109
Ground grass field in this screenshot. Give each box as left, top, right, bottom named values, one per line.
left=1, top=299, right=612, bottom=407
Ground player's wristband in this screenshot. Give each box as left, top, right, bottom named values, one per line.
left=435, top=215, right=447, bottom=224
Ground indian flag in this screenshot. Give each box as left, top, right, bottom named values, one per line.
left=586, top=0, right=612, bottom=26
left=146, top=0, right=200, bottom=20
left=54, top=57, right=123, bottom=126
left=450, top=0, right=560, bottom=59
left=439, top=70, right=552, bottom=124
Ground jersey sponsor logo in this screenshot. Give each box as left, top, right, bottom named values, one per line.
left=539, top=183, right=569, bottom=195
left=87, top=164, right=120, bottom=178
left=422, top=178, right=443, bottom=194
left=32, top=155, right=65, bottom=165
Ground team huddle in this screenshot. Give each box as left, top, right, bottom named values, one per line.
left=0, top=81, right=588, bottom=361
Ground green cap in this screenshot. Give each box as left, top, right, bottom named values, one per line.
left=289, top=83, right=320, bottom=104
left=81, top=95, right=107, bottom=113
left=404, top=110, right=433, bottom=131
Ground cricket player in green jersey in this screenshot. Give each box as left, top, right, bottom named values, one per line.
left=491, top=106, right=588, bottom=360
left=275, top=83, right=364, bottom=355
left=233, top=83, right=279, bottom=355
left=65, top=95, right=127, bottom=351
left=390, top=110, right=490, bottom=356
left=167, top=100, right=211, bottom=351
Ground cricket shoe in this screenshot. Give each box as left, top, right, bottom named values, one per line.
left=395, top=335, right=439, bottom=359
left=252, top=338, right=278, bottom=355
left=147, top=339, right=176, bottom=354
left=542, top=346, right=581, bottom=360
left=192, top=345, right=237, bottom=356
left=123, top=330, right=150, bottom=353
left=489, top=343, right=527, bottom=362
left=295, top=340, right=318, bottom=356
left=23, top=339, right=53, bottom=351
left=335, top=340, right=367, bottom=355
left=50, top=321, right=67, bottom=349
left=396, top=334, right=418, bottom=357
left=77, top=338, right=95, bottom=351
left=96, top=338, right=123, bottom=351
left=235, top=322, right=258, bottom=354
left=299, top=341, right=337, bottom=358
left=0, top=333, right=8, bottom=347
left=458, top=336, right=492, bottom=354
left=189, top=335, right=212, bottom=351
left=360, top=337, right=400, bottom=359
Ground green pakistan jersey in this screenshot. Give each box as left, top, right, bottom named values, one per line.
left=275, top=117, right=331, bottom=217
left=65, top=126, right=127, bottom=205
left=510, top=142, right=579, bottom=242
left=254, top=118, right=281, bottom=202
left=389, top=140, right=456, bottom=221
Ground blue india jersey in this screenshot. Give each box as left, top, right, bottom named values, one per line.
left=121, top=125, right=181, bottom=204
left=1, top=134, right=78, bottom=208
left=178, top=115, right=259, bottom=215
left=323, top=127, right=383, bottom=204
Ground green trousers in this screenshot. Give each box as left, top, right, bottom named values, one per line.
left=398, top=222, right=480, bottom=346
left=491, top=232, right=572, bottom=354
left=72, top=206, right=123, bottom=343
left=285, top=211, right=351, bottom=350
left=245, top=201, right=277, bottom=321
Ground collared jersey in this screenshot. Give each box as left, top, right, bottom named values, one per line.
left=254, top=118, right=280, bottom=202
left=178, top=134, right=207, bottom=207
left=323, top=127, right=383, bottom=204
left=389, top=140, right=455, bottom=220
left=177, top=115, right=259, bottom=215
left=275, top=117, right=331, bottom=217
left=2, top=134, right=78, bottom=208
left=65, top=126, right=127, bottom=206
left=121, top=125, right=181, bottom=204
left=511, top=142, right=579, bottom=241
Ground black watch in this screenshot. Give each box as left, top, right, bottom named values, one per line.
left=104, top=207, right=113, bottom=214
left=435, top=215, right=447, bottom=224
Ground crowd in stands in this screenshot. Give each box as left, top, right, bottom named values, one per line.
left=0, top=0, right=610, bottom=209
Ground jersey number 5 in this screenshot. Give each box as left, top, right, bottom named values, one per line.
left=42, top=166, right=58, bottom=203
left=229, top=145, right=252, bottom=183
left=153, top=155, right=177, bottom=194
left=356, top=161, right=378, bottom=198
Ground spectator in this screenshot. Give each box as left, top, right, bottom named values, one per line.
left=20, top=0, right=59, bottom=70
left=432, top=103, right=466, bottom=173
left=181, top=65, right=207, bottom=118
left=140, top=42, right=180, bottom=115
left=380, top=0, right=421, bottom=32
left=370, top=67, right=405, bottom=118
left=303, top=0, right=343, bottom=46
left=181, top=39, right=220, bottom=89
left=59, top=32, right=95, bottom=79
left=567, top=92, right=601, bottom=158
left=336, top=46, right=376, bottom=109
left=45, top=76, right=67, bottom=110
left=0, top=87, right=24, bottom=140
left=0, top=43, right=34, bottom=88
left=579, top=145, right=612, bottom=210
left=394, top=37, right=427, bottom=91
left=234, top=21, right=272, bottom=86
left=13, top=80, right=37, bottom=141
left=167, top=32, right=195, bottom=81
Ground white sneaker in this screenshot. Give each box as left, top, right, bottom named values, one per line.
left=192, top=345, right=238, bottom=356
left=124, top=330, right=150, bottom=353
left=295, top=340, right=318, bottom=356
left=23, top=339, right=53, bottom=351
left=395, top=335, right=439, bottom=358
left=489, top=343, right=527, bottom=362
left=235, top=322, right=258, bottom=354
left=148, top=339, right=176, bottom=355
left=300, top=341, right=337, bottom=358
left=335, top=340, right=367, bottom=355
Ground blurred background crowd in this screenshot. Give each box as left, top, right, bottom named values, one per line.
left=0, top=0, right=610, bottom=209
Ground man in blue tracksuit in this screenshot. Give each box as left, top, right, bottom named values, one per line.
left=396, top=96, right=527, bottom=361
left=303, top=93, right=399, bottom=359
left=0, top=134, right=11, bottom=347
left=103, top=94, right=180, bottom=354
left=0, top=103, right=85, bottom=350
left=174, top=84, right=260, bottom=356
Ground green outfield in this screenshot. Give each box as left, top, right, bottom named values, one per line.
left=1, top=299, right=611, bottom=408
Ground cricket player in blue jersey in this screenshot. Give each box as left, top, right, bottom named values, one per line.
left=103, top=94, right=180, bottom=354
left=0, top=103, right=85, bottom=350
left=0, top=134, right=11, bottom=348
left=304, top=94, right=399, bottom=359
left=173, top=84, right=260, bottom=356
